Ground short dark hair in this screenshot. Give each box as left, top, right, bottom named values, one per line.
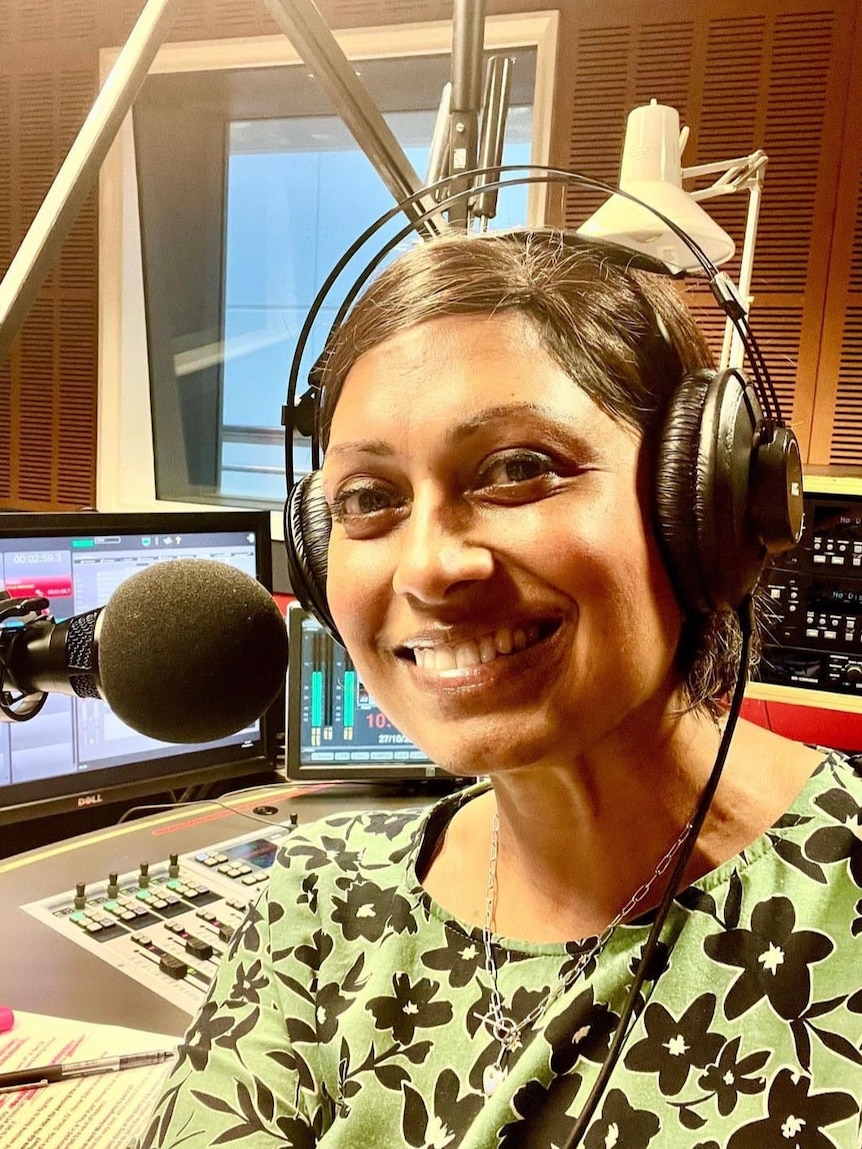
left=317, top=229, right=755, bottom=716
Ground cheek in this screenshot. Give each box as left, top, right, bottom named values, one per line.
left=567, top=511, right=683, bottom=655
left=325, top=535, right=388, bottom=650
left=614, top=535, right=685, bottom=667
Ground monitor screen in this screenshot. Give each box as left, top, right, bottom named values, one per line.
left=0, top=510, right=281, bottom=825
left=285, top=604, right=451, bottom=783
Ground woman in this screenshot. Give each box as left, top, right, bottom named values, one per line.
left=141, top=231, right=861, bottom=1148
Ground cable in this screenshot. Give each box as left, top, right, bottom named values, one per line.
left=114, top=778, right=296, bottom=830
left=560, top=597, right=755, bottom=1148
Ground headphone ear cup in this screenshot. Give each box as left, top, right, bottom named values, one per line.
left=654, top=368, right=769, bottom=614
left=284, top=471, right=341, bottom=641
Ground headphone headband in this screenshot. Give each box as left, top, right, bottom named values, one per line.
left=282, top=165, right=781, bottom=487
left=282, top=165, right=802, bottom=623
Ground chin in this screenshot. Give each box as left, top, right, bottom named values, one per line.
left=417, top=721, right=559, bottom=778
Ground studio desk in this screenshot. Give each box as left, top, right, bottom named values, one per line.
left=0, top=782, right=435, bottom=1037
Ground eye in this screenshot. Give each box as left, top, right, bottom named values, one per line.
left=475, top=449, right=558, bottom=492
left=329, top=481, right=406, bottom=536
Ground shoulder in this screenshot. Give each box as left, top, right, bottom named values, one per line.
left=794, top=746, right=862, bottom=813
left=728, top=745, right=862, bottom=905
left=268, top=784, right=485, bottom=901
left=246, top=786, right=486, bottom=958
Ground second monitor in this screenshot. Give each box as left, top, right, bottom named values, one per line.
left=285, top=604, right=452, bottom=784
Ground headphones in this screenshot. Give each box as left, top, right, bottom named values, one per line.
left=282, top=166, right=804, bottom=639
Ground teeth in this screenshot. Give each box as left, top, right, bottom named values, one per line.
left=455, top=642, right=481, bottom=669
left=412, top=625, right=542, bottom=672
left=479, top=635, right=497, bottom=664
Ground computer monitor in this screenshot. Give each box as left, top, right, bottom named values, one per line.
left=285, top=604, right=452, bottom=784
left=0, top=510, right=281, bottom=826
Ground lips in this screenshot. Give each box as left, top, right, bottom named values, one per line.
left=401, top=622, right=556, bottom=673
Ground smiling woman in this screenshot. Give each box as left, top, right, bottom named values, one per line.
left=139, top=231, right=862, bottom=1149
left=322, top=310, right=682, bottom=779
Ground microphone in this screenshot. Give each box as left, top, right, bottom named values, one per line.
left=0, top=558, right=289, bottom=744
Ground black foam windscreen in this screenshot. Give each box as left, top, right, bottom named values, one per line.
left=98, top=558, right=289, bottom=744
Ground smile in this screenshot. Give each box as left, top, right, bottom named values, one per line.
left=404, top=623, right=555, bottom=673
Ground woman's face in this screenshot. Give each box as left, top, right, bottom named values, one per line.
left=321, top=312, right=685, bottom=776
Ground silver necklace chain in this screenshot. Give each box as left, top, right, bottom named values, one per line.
left=477, top=807, right=693, bottom=1096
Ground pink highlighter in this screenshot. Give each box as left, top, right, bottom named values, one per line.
left=0, top=1008, right=14, bottom=1033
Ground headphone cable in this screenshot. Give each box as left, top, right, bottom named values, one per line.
left=560, top=597, right=754, bottom=1149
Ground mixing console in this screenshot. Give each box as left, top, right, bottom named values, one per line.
left=22, top=819, right=298, bottom=1014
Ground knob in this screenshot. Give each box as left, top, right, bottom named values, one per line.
left=138, top=862, right=150, bottom=889
left=168, top=853, right=180, bottom=879
left=73, top=882, right=86, bottom=910
left=846, top=664, right=862, bottom=686
left=106, top=872, right=119, bottom=899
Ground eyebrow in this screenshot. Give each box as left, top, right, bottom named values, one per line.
left=449, top=401, right=552, bottom=444
left=323, top=438, right=394, bottom=461
left=325, top=402, right=558, bottom=461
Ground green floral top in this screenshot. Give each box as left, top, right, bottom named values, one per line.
left=140, top=751, right=862, bottom=1148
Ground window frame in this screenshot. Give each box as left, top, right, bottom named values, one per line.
left=96, top=11, right=561, bottom=538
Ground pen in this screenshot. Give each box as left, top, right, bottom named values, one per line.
left=0, top=1049, right=175, bottom=1092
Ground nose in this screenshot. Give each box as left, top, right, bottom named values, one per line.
left=391, top=491, right=494, bottom=604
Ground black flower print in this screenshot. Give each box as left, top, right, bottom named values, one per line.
left=291, top=926, right=335, bottom=972
left=465, top=981, right=495, bottom=1040
left=288, top=833, right=362, bottom=875
left=190, top=1078, right=323, bottom=1147
left=363, top=810, right=423, bottom=840
left=726, top=1068, right=857, bottom=1148
left=851, top=897, right=862, bottom=938
left=544, top=986, right=619, bottom=1076
left=314, top=979, right=355, bottom=1042
left=764, top=812, right=826, bottom=885
left=697, top=1035, right=769, bottom=1116
left=807, top=787, right=862, bottom=886
left=179, top=999, right=237, bottom=1072
left=332, top=877, right=400, bottom=942
left=227, top=958, right=268, bottom=1006
left=137, top=753, right=862, bottom=1149
left=704, top=896, right=832, bottom=1020
left=296, top=871, right=319, bottom=914
left=557, top=936, right=602, bottom=983
left=401, top=1068, right=483, bottom=1148
left=583, top=1087, right=661, bottom=1148
left=226, top=899, right=265, bottom=960
left=386, top=889, right=420, bottom=935
left=367, top=972, right=453, bottom=1045
left=422, top=926, right=486, bottom=988
left=625, top=994, right=724, bottom=1096
left=500, top=1074, right=583, bottom=1149
left=466, top=981, right=557, bottom=1094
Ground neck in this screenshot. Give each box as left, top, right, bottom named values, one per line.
left=421, top=712, right=823, bottom=946
left=487, top=710, right=819, bottom=943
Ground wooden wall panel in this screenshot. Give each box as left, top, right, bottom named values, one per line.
left=557, top=1, right=856, bottom=455
left=805, top=0, right=862, bottom=466
left=0, top=0, right=859, bottom=509
left=830, top=310, right=862, bottom=464
left=0, top=74, right=9, bottom=272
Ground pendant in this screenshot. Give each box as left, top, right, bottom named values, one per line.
left=483, top=1061, right=508, bottom=1097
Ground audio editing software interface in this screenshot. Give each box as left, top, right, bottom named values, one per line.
left=0, top=528, right=259, bottom=791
